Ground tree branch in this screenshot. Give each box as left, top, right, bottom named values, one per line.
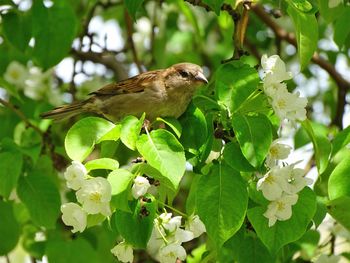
left=124, top=11, right=143, bottom=73
left=251, top=4, right=350, bottom=128
left=70, top=49, right=128, bottom=80
left=0, top=98, right=43, bottom=135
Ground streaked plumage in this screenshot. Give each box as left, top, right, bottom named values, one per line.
left=41, top=63, right=208, bottom=122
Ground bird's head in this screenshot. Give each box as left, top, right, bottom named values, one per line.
left=164, top=63, right=208, bottom=90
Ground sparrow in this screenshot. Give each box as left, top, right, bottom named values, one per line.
left=41, top=63, right=208, bottom=122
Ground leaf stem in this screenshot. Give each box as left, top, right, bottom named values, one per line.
left=157, top=200, right=188, bottom=218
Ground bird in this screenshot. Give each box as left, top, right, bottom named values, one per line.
left=41, top=62, right=208, bottom=122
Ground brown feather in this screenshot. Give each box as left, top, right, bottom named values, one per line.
left=41, top=63, right=207, bottom=122
left=89, top=70, right=162, bottom=96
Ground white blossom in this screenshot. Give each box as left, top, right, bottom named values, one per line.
left=266, top=140, right=292, bottom=168
left=172, top=228, right=194, bottom=244
left=281, top=165, right=313, bottom=194
left=185, top=215, right=206, bottom=238
left=76, top=177, right=112, bottom=216
left=328, top=0, right=342, bottom=8
left=263, top=81, right=288, bottom=98
left=4, top=61, right=28, bottom=87
left=270, top=88, right=308, bottom=121
left=147, top=212, right=195, bottom=261
left=24, top=67, right=53, bottom=100
left=111, top=242, right=134, bottom=263
left=160, top=213, right=182, bottom=232
left=257, top=166, right=288, bottom=201
left=147, top=226, right=165, bottom=257
left=61, top=202, right=87, bottom=233
left=264, top=193, right=298, bottom=227
left=64, top=161, right=87, bottom=190
left=158, top=243, right=187, bottom=263
left=131, top=176, right=151, bottom=199
left=261, top=54, right=293, bottom=85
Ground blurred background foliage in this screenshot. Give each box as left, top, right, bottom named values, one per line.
left=0, top=0, right=350, bottom=262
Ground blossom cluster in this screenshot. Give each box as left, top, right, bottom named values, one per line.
left=111, top=212, right=206, bottom=263
left=4, top=61, right=61, bottom=105
left=61, top=161, right=112, bottom=233
left=261, top=54, right=308, bottom=122
left=257, top=140, right=312, bottom=227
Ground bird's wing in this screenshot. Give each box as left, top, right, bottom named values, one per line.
left=89, top=70, right=163, bottom=96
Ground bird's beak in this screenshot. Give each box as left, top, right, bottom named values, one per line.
left=195, top=71, right=208, bottom=84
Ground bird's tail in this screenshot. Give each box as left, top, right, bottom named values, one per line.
left=40, top=100, right=89, bottom=121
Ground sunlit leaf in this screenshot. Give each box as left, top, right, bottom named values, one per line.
left=65, top=117, right=115, bottom=161
left=232, top=114, right=272, bottom=167
left=287, top=5, right=318, bottom=70
left=136, top=129, right=186, bottom=191
left=196, top=162, right=248, bottom=250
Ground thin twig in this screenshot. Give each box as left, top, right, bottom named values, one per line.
left=70, top=49, right=128, bottom=80
left=185, top=0, right=252, bottom=62
left=124, top=11, right=143, bottom=73
left=149, top=1, right=159, bottom=66
left=0, top=98, right=43, bottom=135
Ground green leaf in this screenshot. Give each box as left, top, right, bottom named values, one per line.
left=0, top=200, right=20, bottom=255
left=115, top=194, right=156, bottom=249
left=156, top=117, right=182, bottom=138
left=85, top=158, right=119, bottom=172
left=221, top=229, right=275, bottom=263
left=186, top=173, right=201, bottom=215
left=131, top=163, right=176, bottom=194
left=196, top=163, right=248, bottom=251
left=0, top=151, right=23, bottom=198
left=65, top=117, right=115, bottom=161
left=287, top=0, right=313, bottom=12
left=313, top=198, right=327, bottom=227
left=294, top=126, right=310, bottom=149
left=107, top=169, right=134, bottom=212
left=334, top=8, right=350, bottom=49
left=328, top=154, right=350, bottom=200
left=295, top=230, right=320, bottom=259
left=17, top=173, right=61, bottom=228
left=318, top=0, right=345, bottom=23
left=332, top=125, right=350, bottom=156
left=223, top=141, right=255, bottom=172
left=120, top=115, right=143, bottom=150
left=193, top=94, right=221, bottom=112
left=247, top=188, right=316, bottom=255
left=124, top=0, right=144, bottom=20
left=0, top=77, right=21, bottom=99
left=287, top=5, right=318, bottom=70
left=179, top=104, right=207, bottom=154
left=232, top=114, right=272, bottom=167
left=32, top=0, right=77, bottom=69
left=136, top=129, right=186, bottom=191
left=202, top=0, right=224, bottom=15
left=327, top=196, right=350, bottom=232
left=2, top=9, right=32, bottom=52
left=46, top=237, right=98, bottom=263
left=215, top=62, right=260, bottom=114
left=98, top=124, right=121, bottom=142
left=302, top=120, right=331, bottom=174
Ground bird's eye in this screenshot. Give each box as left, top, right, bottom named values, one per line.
left=179, top=70, right=189, bottom=78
